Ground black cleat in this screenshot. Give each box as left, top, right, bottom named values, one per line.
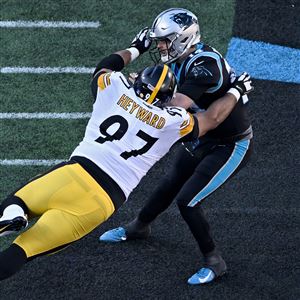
left=124, top=217, right=151, bottom=240
left=0, top=215, right=28, bottom=237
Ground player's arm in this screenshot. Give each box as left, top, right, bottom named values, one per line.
left=170, top=57, right=222, bottom=109
left=170, top=93, right=194, bottom=109
left=91, top=28, right=151, bottom=99
left=91, top=52, right=126, bottom=100
left=93, top=27, right=151, bottom=76
left=195, top=72, right=254, bottom=137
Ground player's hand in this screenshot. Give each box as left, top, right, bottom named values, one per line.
left=232, top=72, right=254, bottom=96
left=130, top=27, right=152, bottom=54
left=128, top=72, right=139, bottom=84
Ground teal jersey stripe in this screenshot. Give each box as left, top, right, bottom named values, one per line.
left=187, top=139, right=250, bottom=207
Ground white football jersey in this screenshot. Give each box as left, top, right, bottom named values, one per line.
left=71, top=71, right=195, bottom=198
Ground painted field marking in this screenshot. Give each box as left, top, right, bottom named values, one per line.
left=0, top=20, right=100, bottom=28
left=0, top=67, right=94, bottom=74
left=0, top=159, right=64, bottom=166
left=0, top=113, right=91, bottom=119
left=226, top=37, right=300, bottom=84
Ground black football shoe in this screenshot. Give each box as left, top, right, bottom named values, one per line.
left=0, top=215, right=28, bottom=237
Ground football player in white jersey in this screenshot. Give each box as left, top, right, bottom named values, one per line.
left=0, top=45, right=253, bottom=280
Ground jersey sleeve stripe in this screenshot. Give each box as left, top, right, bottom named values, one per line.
left=104, top=73, right=111, bottom=86
left=147, top=65, right=168, bottom=104
left=97, top=73, right=107, bottom=90
left=180, top=113, right=195, bottom=136
left=97, top=73, right=111, bottom=90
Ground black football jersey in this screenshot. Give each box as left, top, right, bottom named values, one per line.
left=170, top=43, right=252, bottom=139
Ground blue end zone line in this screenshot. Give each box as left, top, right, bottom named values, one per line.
left=226, top=37, right=300, bottom=84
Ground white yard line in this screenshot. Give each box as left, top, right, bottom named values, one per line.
left=0, top=20, right=100, bottom=28
left=0, top=159, right=64, bottom=166
left=0, top=67, right=94, bottom=74
left=0, top=112, right=91, bottom=119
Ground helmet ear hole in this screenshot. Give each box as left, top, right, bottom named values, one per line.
left=181, top=37, right=188, bottom=43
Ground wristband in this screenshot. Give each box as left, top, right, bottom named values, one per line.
left=94, top=54, right=125, bottom=75
left=126, top=47, right=140, bottom=62
left=227, top=88, right=241, bottom=102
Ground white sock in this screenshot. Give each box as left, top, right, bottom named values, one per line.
left=1, top=204, right=25, bottom=220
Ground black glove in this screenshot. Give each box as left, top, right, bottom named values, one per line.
left=231, top=72, right=254, bottom=97
left=130, top=27, right=152, bottom=55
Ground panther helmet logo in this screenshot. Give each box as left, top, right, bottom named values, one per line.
left=170, top=13, right=194, bottom=28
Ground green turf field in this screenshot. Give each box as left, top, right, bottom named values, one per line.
left=1, top=1, right=299, bottom=299
left=0, top=0, right=234, bottom=198
left=0, top=0, right=234, bottom=279
left=0, top=0, right=235, bottom=255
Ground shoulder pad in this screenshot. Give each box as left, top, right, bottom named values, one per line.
left=97, top=72, right=112, bottom=90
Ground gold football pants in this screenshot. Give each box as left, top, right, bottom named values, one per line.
left=13, top=162, right=115, bottom=258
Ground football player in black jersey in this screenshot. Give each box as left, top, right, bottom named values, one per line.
left=100, top=8, right=254, bottom=285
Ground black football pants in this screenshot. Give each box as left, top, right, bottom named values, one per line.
left=138, top=138, right=253, bottom=255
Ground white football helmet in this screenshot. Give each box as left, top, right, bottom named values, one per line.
left=149, top=8, right=201, bottom=63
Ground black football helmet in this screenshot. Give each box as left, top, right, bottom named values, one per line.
left=133, top=64, right=177, bottom=107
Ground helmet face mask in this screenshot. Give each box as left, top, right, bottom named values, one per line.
left=133, top=65, right=177, bottom=108
left=148, top=8, right=201, bottom=64
left=150, top=36, right=178, bottom=63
